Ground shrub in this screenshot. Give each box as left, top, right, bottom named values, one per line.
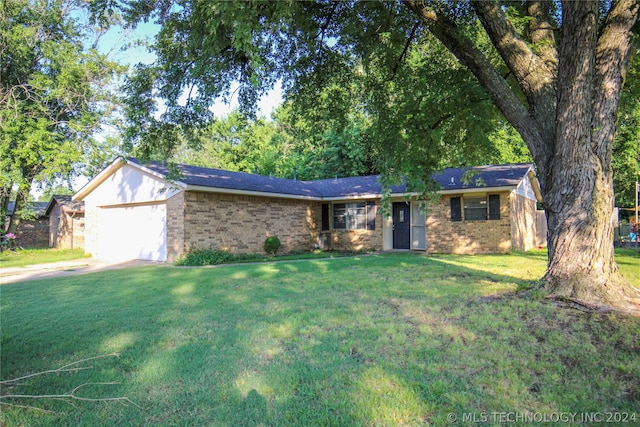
left=1, top=233, right=17, bottom=252
left=175, top=248, right=233, bottom=266
left=263, top=236, right=281, bottom=255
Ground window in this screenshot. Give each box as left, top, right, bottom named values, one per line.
left=451, top=194, right=501, bottom=221
left=488, top=195, right=501, bottom=220
left=450, top=197, right=462, bottom=222
left=464, top=196, right=488, bottom=221
left=321, top=204, right=330, bottom=231
left=333, top=202, right=375, bottom=230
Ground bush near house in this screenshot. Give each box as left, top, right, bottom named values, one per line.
left=174, top=248, right=234, bottom=266
left=263, top=235, right=281, bottom=255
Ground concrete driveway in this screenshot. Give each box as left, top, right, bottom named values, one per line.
left=1, top=258, right=166, bottom=284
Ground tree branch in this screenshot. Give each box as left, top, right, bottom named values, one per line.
left=1, top=382, right=143, bottom=409
left=0, top=353, right=143, bottom=413
left=0, top=353, right=120, bottom=385
left=392, top=22, right=420, bottom=79
left=592, top=0, right=640, bottom=166
left=318, top=1, right=338, bottom=45
left=401, top=0, right=551, bottom=182
left=527, top=0, right=559, bottom=74
left=470, top=0, right=556, bottom=146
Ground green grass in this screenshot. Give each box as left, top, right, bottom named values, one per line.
left=615, top=248, right=640, bottom=285
left=0, top=248, right=90, bottom=269
left=1, top=252, right=639, bottom=426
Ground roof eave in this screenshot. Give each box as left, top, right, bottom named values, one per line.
left=73, top=157, right=127, bottom=201
left=321, top=193, right=389, bottom=201
left=183, top=186, right=519, bottom=201
left=73, top=157, right=188, bottom=201
left=44, top=198, right=57, bottom=216
left=438, top=185, right=517, bottom=195
left=184, top=185, right=321, bottom=200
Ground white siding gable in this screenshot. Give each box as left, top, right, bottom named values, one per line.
left=83, top=163, right=181, bottom=207
left=514, top=173, right=538, bottom=201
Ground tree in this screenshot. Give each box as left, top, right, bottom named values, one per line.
left=613, top=53, right=640, bottom=209
left=36, top=185, right=74, bottom=203
left=0, top=0, right=122, bottom=234
left=273, top=101, right=378, bottom=180
left=172, top=110, right=302, bottom=177
left=112, top=0, right=639, bottom=313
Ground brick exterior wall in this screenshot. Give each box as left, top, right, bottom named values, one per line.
left=166, top=191, right=185, bottom=262
left=426, top=193, right=512, bottom=254
left=176, top=191, right=322, bottom=258
left=319, top=229, right=383, bottom=251
left=168, top=190, right=530, bottom=258
left=48, top=205, right=85, bottom=249
left=13, top=217, right=49, bottom=248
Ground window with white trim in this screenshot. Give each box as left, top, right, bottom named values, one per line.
left=464, top=196, right=488, bottom=221
left=332, top=202, right=375, bottom=230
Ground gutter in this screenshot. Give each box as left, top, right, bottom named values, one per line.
left=184, top=185, right=321, bottom=201
left=438, top=186, right=517, bottom=196
left=183, top=184, right=518, bottom=202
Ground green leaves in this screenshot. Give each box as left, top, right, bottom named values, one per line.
left=1, top=0, right=122, bottom=228
left=613, top=53, right=640, bottom=208
left=115, top=1, right=532, bottom=186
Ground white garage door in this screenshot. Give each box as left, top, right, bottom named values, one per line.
left=97, top=204, right=167, bottom=261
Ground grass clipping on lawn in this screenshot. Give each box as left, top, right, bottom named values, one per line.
left=0, top=354, right=142, bottom=414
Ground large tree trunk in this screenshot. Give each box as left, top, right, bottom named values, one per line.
left=0, top=184, right=12, bottom=232
left=543, top=165, right=640, bottom=311
left=542, top=0, right=640, bottom=313
left=6, top=188, right=28, bottom=236
left=405, top=0, right=640, bottom=313
left=5, top=173, right=34, bottom=236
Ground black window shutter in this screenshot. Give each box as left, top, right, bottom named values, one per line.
left=488, top=195, right=501, bottom=220
left=321, top=204, right=330, bottom=230
left=450, top=197, right=462, bottom=222
left=366, top=201, right=376, bottom=230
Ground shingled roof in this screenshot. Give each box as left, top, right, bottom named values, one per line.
left=45, top=195, right=85, bottom=216
left=129, top=158, right=534, bottom=199
left=6, top=201, right=49, bottom=217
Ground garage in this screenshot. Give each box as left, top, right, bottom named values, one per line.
left=96, top=203, right=167, bottom=261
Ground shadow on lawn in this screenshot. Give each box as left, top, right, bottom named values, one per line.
left=1, top=254, right=639, bottom=426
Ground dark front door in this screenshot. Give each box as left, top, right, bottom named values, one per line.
left=393, top=203, right=411, bottom=249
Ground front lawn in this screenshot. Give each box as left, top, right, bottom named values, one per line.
left=0, top=248, right=90, bottom=269
left=1, top=252, right=639, bottom=426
